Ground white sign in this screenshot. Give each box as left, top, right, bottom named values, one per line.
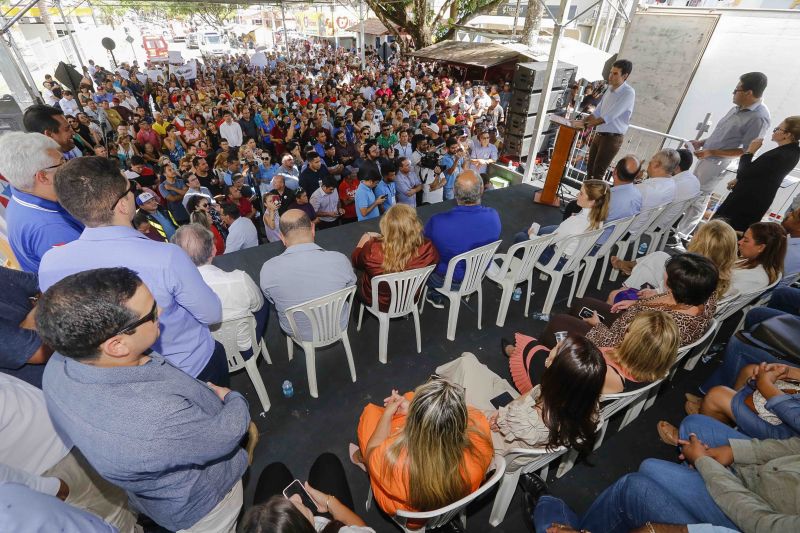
left=146, top=69, right=164, bottom=82
left=168, top=51, right=185, bottom=65
left=172, top=60, right=197, bottom=80
left=250, top=52, right=268, bottom=68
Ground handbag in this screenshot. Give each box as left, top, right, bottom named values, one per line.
left=737, top=313, right=800, bottom=364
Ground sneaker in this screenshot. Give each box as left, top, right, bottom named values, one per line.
left=425, top=294, right=445, bottom=309
left=519, top=472, right=549, bottom=502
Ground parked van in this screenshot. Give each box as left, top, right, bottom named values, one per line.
left=199, top=31, right=227, bottom=56
left=186, top=32, right=200, bottom=49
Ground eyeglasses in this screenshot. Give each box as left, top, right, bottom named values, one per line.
left=40, top=159, right=65, bottom=173
left=111, top=180, right=135, bottom=212
left=111, top=300, right=159, bottom=337
left=774, top=127, right=788, bottom=133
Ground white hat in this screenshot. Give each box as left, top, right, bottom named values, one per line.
left=136, top=191, right=155, bottom=205
left=426, top=123, right=440, bottom=134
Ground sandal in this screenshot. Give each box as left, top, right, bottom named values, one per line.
left=349, top=443, right=366, bottom=473
left=685, top=399, right=701, bottom=416
left=500, top=338, right=515, bottom=358
left=685, top=392, right=702, bottom=404
left=657, top=421, right=679, bottom=446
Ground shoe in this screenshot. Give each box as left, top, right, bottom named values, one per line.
left=665, top=233, right=682, bottom=248
left=657, top=420, right=679, bottom=446
left=519, top=473, right=549, bottom=519
left=426, top=294, right=445, bottom=309
left=501, top=337, right=514, bottom=358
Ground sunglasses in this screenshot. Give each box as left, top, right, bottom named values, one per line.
left=113, top=300, right=159, bottom=337
left=111, top=180, right=135, bottom=212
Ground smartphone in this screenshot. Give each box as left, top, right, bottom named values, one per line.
left=283, top=480, right=317, bottom=510
left=490, top=392, right=515, bottom=409
left=641, top=282, right=654, bottom=290
left=579, top=306, right=604, bottom=322
left=379, top=194, right=387, bottom=200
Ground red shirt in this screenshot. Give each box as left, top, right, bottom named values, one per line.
left=238, top=197, right=253, bottom=218
left=338, top=178, right=359, bottom=220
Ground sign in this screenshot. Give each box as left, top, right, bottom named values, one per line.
left=250, top=52, right=268, bottom=68
left=172, top=60, right=197, bottom=80
left=168, top=51, right=185, bottom=65
left=146, top=69, right=164, bottom=82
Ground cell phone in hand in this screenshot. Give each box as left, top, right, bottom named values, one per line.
left=640, top=282, right=654, bottom=290
left=490, top=392, right=514, bottom=409
left=379, top=194, right=388, bottom=200
left=579, top=306, right=604, bottom=322
left=283, top=479, right=317, bottom=510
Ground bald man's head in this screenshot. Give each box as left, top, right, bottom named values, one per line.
left=454, top=170, right=482, bottom=205
left=613, top=155, right=642, bottom=183
left=278, top=209, right=314, bottom=246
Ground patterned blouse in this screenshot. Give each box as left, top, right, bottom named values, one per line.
left=586, top=293, right=717, bottom=348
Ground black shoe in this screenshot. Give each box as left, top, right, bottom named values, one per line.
left=519, top=472, right=549, bottom=503
left=501, top=337, right=514, bottom=358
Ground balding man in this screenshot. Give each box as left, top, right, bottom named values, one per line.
left=627, top=149, right=679, bottom=235
left=259, top=210, right=355, bottom=340
left=0, top=132, right=83, bottom=272
left=423, top=170, right=501, bottom=308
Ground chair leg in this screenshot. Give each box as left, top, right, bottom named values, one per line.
left=260, top=338, right=272, bottom=364
left=489, top=471, right=522, bottom=526
left=610, top=242, right=629, bottom=282
left=286, top=336, right=294, bottom=361
left=476, top=286, right=483, bottom=330
left=567, top=271, right=580, bottom=308
left=419, top=286, right=427, bottom=314
left=557, top=449, right=579, bottom=478
left=412, top=308, right=422, bottom=354
left=576, top=259, right=595, bottom=299
left=597, top=255, right=610, bottom=291
left=377, top=313, right=390, bottom=364
left=542, top=273, right=562, bottom=315
left=357, top=304, right=365, bottom=332
left=446, top=293, right=461, bottom=341
left=524, top=276, right=533, bottom=318
left=341, top=330, right=357, bottom=383
left=495, top=283, right=513, bottom=328
left=302, top=343, right=318, bottom=399
left=244, top=357, right=271, bottom=413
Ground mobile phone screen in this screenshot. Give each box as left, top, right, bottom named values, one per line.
left=283, top=480, right=317, bottom=510
left=490, top=392, right=514, bottom=409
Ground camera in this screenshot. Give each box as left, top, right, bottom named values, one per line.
left=419, top=151, right=440, bottom=170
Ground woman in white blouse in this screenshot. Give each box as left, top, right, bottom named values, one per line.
left=435, top=335, right=605, bottom=459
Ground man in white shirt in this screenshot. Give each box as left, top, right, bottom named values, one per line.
left=663, top=148, right=702, bottom=245
left=0, top=373, right=137, bottom=530
left=393, top=129, right=414, bottom=160
left=399, top=72, right=417, bottom=91
left=219, top=112, right=243, bottom=148
left=629, top=148, right=679, bottom=234
left=173, top=224, right=267, bottom=357
left=221, top=203, right=258, bottom=253
left=575, top=59, right=636, bottom=180
left=182, top=173, right=216, bottom=209
left=42, top=82, right=59, bottom=106
left=58, top=91, right=79, bottom=117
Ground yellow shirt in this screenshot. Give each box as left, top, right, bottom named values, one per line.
left=152, top=121, right=170, bottom=137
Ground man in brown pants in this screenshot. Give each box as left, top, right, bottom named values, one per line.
left=575, top=60, right=636, bottom=180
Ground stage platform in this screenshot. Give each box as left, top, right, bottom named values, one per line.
left=207, top=184, right=718, bottom=533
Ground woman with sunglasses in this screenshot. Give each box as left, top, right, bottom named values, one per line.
left=355, top=377, right=493, bottom=525
left=186, top=195, right=226, bottom=253
left=712, top=116, right=800, bottom=232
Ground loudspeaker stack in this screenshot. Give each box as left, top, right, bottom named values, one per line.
left=504, top=61, right=576, bottom=159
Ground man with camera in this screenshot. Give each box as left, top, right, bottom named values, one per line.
left=411, top=137, right=446, bottom=205
left=440, top=137, right=466, bottom=201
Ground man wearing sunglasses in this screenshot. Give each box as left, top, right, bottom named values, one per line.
left=38, top=156, right=227, bottom=385
left=38, top=267, right=249, bottom=533
left=0, top=132, right=83, bottom=273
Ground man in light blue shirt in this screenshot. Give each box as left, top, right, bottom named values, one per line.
left=677, top=72, right=771, bottom=240
left=395, top=157, right=423, bottom=207
left=38, top=157, right=228, bottom=384
left=355, top=174, right=385, bottom=221
left=598, top=155, right=643, bottom=246
left=373, top=161, right=397, bottom=211
left=441, top=137, right=465, bottom=201
left=575, top=59, right=636, bottom=180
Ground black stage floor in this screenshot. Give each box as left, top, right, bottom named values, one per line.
left=212, top=184, right=722, bottom=533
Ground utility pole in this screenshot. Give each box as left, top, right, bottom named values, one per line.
left=280, top=0, right=289, bottom=55
left=512, top=0, right=522, bottom=37
left=359, top=0, right=365, bottom=69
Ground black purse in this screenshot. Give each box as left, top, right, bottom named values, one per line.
left=737, top=314, right=800, bottom=364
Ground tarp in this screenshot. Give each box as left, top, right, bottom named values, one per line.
left=344, top=18, right=394, bottom=36
left=409, top=40, right=527, bottom=69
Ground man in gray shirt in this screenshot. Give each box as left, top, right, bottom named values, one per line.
left=677, top=72, right=771, bottom=240
left=260, top=209, right=356, bottom=341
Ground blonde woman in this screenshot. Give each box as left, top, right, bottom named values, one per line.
left=355, top=378, right=493, bottom=522
left=516, top=179, right=611, bottom=266
left=351, top=204, right=439, bottom=312
left=609, top=220, right=737, bottom=302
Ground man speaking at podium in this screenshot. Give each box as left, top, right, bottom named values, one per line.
left=574, top=60, right=636, bottom=181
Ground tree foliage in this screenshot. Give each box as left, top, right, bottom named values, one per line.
left=361, top=0, right=509, bottom=51
left=95, top=1, right=241, bottom=27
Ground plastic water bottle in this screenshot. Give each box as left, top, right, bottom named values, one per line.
left=282, top=380, right=294, bottom=398
left=512, top=287, right=522, bottom=301
left=637, top=242, right=649, bottom=255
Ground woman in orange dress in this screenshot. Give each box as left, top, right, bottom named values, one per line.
left=356, top=378, right=493, bottom=523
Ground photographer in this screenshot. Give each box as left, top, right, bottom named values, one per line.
left=412, top=137, right=445, bottom=205
left=440, top=137, right=466, bottom=201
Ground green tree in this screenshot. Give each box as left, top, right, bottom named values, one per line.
left=362, top=0, right=509, bottom=51
left=94, top=1, right=241, bottom=27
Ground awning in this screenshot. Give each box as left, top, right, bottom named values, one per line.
left=344, top=18, right=393, bottom=36
left=409, top=40, right=527, bottom=69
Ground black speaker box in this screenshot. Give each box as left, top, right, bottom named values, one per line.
left=54, top=61, right=84, bottom=93
left=513, top=61, right=577, bottom=92
left=509, top=88, right=568, bottom=115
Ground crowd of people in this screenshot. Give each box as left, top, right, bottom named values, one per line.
left=1, top=38, right=800, bottom=533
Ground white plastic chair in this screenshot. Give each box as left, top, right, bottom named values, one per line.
left=486, top=234, right=555, bottom=327
left=284, top=286, right=357, bottom=398
left=489, top=447, right=567, bottom=526
left=576, top=214, right=636, bottom=298
left=367, top=455, right=506, bottom=532
left=609, top=206, right=665, bottom=282
left=211, top=314, right=272, bottom=414
left=534, top=228, right=604, bottom=315
left=643, top=198, right=694, bottom=253
left=420, top=240, right=502, bottom=341
left=356, top=265, right=435, bottom=364
left=733, top=277, right=787, bottom=332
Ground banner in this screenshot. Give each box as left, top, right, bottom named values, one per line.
left=250, top=52, right=268, bottom=68
left=168, top=51, right=185, bottom=65
left=172, top=60, right=197, bottom=80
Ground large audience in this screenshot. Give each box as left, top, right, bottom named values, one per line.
left=1, top=38, right=800, bottom=533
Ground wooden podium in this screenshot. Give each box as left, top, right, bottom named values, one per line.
left=534, top=122, right=579, bottom=206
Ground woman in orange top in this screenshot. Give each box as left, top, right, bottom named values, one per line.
left=356, top=378, right=493, bottom=521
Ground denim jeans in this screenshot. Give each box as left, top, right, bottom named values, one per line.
left=426, top=270, right=461, bottom=304
left=679, top=414, right=749, bottom=448
left=768, top=286, right=800, bottom=315
left=513, top=224, right=558, bottom=244
left=533, top=459, right=737, bottom=533
left=443, top=187, right=454, bottom=201
left=701, top=335, right=781, bottom=393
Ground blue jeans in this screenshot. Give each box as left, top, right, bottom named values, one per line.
left=443, top=187, right=454, bottom=201
left=426, top=270, right=461, bottom=304
left=768, top=286, right=800, bottom=315
left=701, top=334, right=781, bottom=393
left=730, top=384, right=799, bottom=439
left=679, top=414, right=749, bottom=448
left=239, top=302, right=271, bottom=361
left=533, top=460, right=737, bottom=533
left=513, top=224, right=558, bottom=244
